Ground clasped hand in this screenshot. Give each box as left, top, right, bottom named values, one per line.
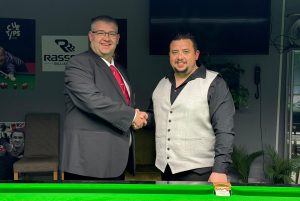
left=132, top=109, right=148, bottom=130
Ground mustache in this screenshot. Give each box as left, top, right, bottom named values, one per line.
left=175, top=60, right=186, bottom=64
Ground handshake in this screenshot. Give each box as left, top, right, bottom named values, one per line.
left=132, top=109, right=149, bottom=130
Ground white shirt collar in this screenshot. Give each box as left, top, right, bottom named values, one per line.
left=101, top=57, right=115, bottom=67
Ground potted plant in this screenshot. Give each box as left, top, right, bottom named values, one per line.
left=265, top=145, right=296, bottom=184
left=231, top=145, right=263, bottom=183
left=206, top=62, right=249, bottom=109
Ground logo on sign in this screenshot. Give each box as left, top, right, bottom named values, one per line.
left=55, top=39, right=75, bottom=52
left=6, top=22, right=21, bottom=40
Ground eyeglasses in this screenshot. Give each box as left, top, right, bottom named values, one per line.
left=91, top=30, right=118, bottom=38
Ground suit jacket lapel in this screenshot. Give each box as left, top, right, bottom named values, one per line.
left=91, top=52, right=131, bottom=105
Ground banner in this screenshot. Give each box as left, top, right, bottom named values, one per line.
left=0, top=18, right=36, bottom=90
left=42, top=36, right=88, bottom=72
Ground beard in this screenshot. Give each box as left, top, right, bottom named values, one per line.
left=174, top=67, right=188, bottom=74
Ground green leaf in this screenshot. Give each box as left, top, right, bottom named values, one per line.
left=231, top=145, right=263, bottom=183
left=265, top=145, right=295, bottom=184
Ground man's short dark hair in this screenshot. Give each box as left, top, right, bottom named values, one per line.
left=171, top=33, right=198, bottom=51
left=90, top=15, right=118, bottom=31
left=11, top=129, right=25, bottom=137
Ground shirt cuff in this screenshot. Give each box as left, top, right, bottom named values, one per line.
left=212, top=162, right=229, bottom=174
left=132, top=110, right=137, bottom=124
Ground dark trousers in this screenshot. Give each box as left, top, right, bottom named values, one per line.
left=161, top=165, right=211, bottom=181
left=64, top=172, right=125, bottom=181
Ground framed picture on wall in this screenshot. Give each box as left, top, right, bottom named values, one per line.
left=0, top=18, right=36, bottom=90
left=0, top=122, right=25, bottom=180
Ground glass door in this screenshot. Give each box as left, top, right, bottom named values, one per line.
left=286, top=50, right=300, bottom=160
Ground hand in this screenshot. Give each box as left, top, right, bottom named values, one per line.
left=8, top=73, right=16, bottom=81
left=132, top=109, right=148, bottom=130
left=208, top=172, right=228, bottom=183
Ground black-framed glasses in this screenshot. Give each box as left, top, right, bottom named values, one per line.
left=91, top=30, right=118, bottom=38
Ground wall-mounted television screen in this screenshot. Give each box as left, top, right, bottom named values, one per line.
left=149, top=0, right=271, bottom=55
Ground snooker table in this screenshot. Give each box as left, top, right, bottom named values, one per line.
left=1, top=182, right=300, bottom=201
left=0, top=73, right=34, bottom=90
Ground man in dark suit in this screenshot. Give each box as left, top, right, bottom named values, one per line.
left=62, top=15, right=148, bottom=180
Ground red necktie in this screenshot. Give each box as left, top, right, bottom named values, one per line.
left=109, top=65, right=130, bottom=105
